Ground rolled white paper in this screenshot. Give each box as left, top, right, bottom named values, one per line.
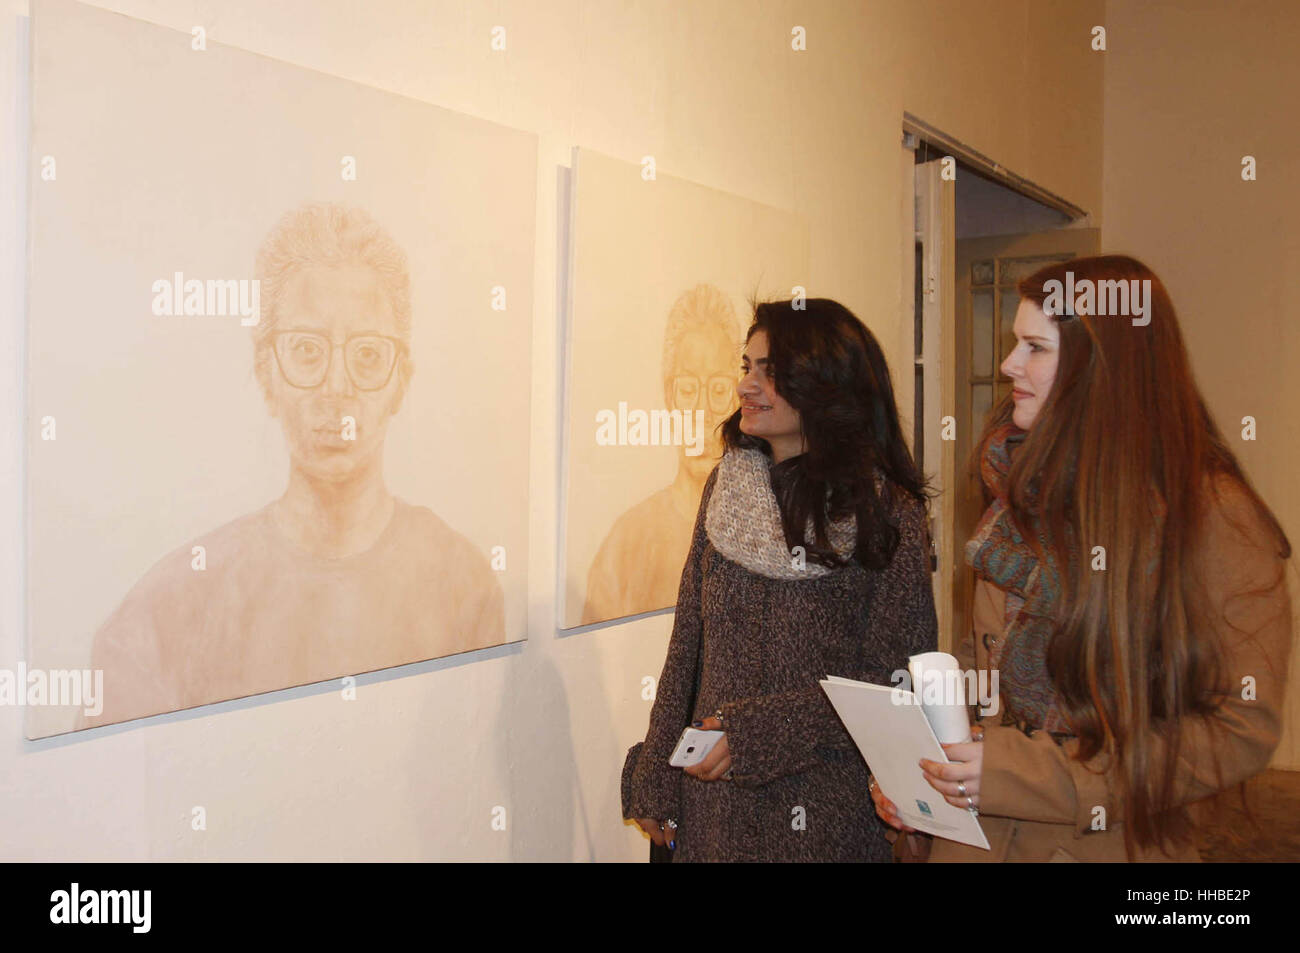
left=908, top=651, right=973, bottom=744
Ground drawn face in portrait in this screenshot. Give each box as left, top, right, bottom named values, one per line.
left=667, top=323, right=737, bottom=481
left=263, top=262, right=408, bottom=485
left=579, top=285, right=740, bottom=624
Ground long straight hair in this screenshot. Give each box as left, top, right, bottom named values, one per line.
left=721, top=298, right=928, bottom=571
left=974, top=254, right=1290, bottom=856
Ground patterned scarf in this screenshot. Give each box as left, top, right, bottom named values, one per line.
left=964, top=423, right=1074, bottom=735
left=705, top=447, right=857, bottom=580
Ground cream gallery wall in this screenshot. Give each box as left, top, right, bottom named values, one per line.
left=25, top=0, right=536, bottom=737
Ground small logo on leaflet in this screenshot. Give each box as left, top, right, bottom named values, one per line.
left=916, top=800, right=933, bottom=817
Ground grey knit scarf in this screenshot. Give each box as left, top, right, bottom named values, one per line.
left=705, top=447, right=857, bottom=579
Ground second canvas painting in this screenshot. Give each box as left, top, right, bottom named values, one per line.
left=560, top=149, right=810, bottom=628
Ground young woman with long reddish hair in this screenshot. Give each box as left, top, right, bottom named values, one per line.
left=872, top=254, right=1293, bottom=861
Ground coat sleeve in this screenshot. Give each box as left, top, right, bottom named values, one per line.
left=621, top=467, right=719, bottom=821
left=978, top=482, right=1294, bottom=835
left=721, top=490, right=939, bottom=787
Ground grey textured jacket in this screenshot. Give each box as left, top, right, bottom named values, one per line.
left=621, top=462, right=938, bottom=861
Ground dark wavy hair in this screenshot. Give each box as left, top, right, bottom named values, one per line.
left=721, top=297, right=929, bottom=571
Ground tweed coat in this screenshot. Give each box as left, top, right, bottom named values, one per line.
left=928, top=476, right=1293, bottom=862
left=621, top=460, right=938, bottom=862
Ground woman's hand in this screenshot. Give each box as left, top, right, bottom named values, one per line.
left=869, top=775, right=916, bottom=832
left=919, top=735, right=984, bottom=811
left=683, top=715, right=732, bottom=782
left=634, top=817, right=674, bottom=848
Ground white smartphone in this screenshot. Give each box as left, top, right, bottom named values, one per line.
left=669, top=727, right=724, bottom=767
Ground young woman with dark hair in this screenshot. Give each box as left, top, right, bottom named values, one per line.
left=872, top=255, right=1293, bottom=861
left=621, top=297, right=937, bottom=862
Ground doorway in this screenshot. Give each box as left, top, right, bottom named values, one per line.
left=902, top=116, right=1099, bottom=654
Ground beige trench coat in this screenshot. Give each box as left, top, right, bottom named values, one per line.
left=927, top=479, right=1293, bottom=862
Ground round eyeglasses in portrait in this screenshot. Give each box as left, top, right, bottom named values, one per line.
left=271, top=330, right=406, bottom=391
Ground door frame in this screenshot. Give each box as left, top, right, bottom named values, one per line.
left=903, top=112, right=1088, bottom=220
left=901, top=115, right=1094, bottom=654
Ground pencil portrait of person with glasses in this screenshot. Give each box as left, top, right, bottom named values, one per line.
left=81, top=203, right=504, bottom=729
left=582, top=284, right=741, bottom=624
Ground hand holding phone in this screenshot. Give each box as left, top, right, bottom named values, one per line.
left=669, top=726, right=724, bottom=767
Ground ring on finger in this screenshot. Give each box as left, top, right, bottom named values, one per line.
left=957, top=781, right=968, bottom=798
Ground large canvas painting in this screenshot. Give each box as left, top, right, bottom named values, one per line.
left=560, top=148, right=809, bottom=628
left=25, top=0, right=536, bottom=736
